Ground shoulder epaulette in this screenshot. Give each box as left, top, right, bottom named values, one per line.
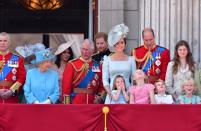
left=135, top=45, right=144, bottom=50
left=11, top=52, right=20, bottom=57
left=68, top=57, right=79, bottom=62
left=109, top=52, right=114, bottom=56
left=68, top=58, right=83, bottom=72
left=91, top=52, right=99, bottom=57
left=157, top=45, right=166, bottom=49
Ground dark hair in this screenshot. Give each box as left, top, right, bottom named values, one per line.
left=124, top=38, right=127, bottom=45
left=114, top=38, right=127, bottom=46
left=172, top=40, right=195, bottom=75
left=55, top=47, right=73, bottom=68
left=94, top=32, right=108, bottom=42
left=142, top=28, right=155, bottom=39
left=113, top=75, right=126, bottom=90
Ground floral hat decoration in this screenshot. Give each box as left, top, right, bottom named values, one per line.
left=108, top=23, right=129, bottom=46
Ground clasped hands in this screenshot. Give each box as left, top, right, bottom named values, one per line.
left=33, top=99, right=51, bottom=104
left=0, top=89, right=13, bottom=100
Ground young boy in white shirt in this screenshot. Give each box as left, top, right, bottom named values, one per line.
left=154, top=80, right=174, bottom=104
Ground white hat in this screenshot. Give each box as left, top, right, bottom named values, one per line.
left=54, top=41, right=74, bottom=55
left=108, top=23, right=129, bottom=46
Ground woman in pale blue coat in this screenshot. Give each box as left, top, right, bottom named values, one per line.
left=102, top=24, right=136, bottom=104
left=24, top=48, right=59, bottom=104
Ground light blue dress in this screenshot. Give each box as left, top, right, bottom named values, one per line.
left=110, top=90, right=127, bottom=104
left=24, top=68, right=59, bottom=104
left=102, top=55, right=136, bottom=104
left=178, top=95, right=201, bottom=104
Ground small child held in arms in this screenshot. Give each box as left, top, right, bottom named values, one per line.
left=178, top=78, right=201, bottom=104
left=110, top=75, right=129, bottom=104
left=129, top=69, right=155, bottom=104
left=154, top=80, right=173, bottom=104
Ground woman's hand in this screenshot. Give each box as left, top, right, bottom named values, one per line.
left=41, top=99, right=51, bottom=104
left=121, top=85, right=126, bottom=92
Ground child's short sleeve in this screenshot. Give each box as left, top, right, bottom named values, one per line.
left=196, top=96, right=201, bottom=104
left=178, top=95, right=184, bottom=103
left=129, top=86, right=135, bottom=95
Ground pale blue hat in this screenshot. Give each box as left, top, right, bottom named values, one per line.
left=31, top=48, right=55, bottom=64
left=15, top=43, right=46, bottom=58
left=16, top=43, right=46, bottom=63
left=108, top=23, right=129, bottom=46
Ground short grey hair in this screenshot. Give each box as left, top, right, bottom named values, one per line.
left=0, top=32, right=11, bottom=45
left=80, top=39, right=94, bottom=50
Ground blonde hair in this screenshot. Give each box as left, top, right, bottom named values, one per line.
left=181, top=78, right=196, bottom=94
left=132, top=69, right=148, bottom=85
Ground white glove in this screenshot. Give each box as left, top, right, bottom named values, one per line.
left=41, top=99, right=51, bottom=104
left=33, top=100, right=40, bottom=104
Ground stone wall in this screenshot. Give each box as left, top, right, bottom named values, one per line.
left=99, top=0, right=139, bottom=54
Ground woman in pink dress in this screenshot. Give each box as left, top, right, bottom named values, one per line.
left=129, top=69, right=155, bottom=104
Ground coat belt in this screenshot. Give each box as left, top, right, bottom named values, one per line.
left=73, top=88, right=95, bottom=94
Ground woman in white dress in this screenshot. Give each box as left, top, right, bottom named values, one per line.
left=165, top=40, right=196, bottom=102
left=102, top=23, right=136, bottom=104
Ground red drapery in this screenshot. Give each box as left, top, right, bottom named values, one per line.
left=0, top=104, right=201, bottom=131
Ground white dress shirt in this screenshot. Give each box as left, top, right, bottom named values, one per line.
left=154, top=94, right=174, bottom=104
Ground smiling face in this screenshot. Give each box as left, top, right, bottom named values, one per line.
left=114, top=38, right=125, bottom=53
left=177, top=45, right=188, bottom=59
left=61, top=48, right=71, bottom=62
left=38, top=60, right=52, bottom=72
left=183, top=80, right=195, bottom=95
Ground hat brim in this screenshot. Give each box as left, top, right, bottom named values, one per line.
left=31, top=56, right=55, bottom=64
left=24, top=54, right=36, bottom=64
left=55, top=41, right=74, bottom=55
left=108, top=23, right=129, bottom=46
left=108, top=36, right=122, bottom=47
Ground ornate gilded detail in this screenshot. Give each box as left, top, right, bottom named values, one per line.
left=10, top=81, right=22, bottom=92
left=0, top=60, right=4, bottom=72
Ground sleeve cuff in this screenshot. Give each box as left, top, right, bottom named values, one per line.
left=10, top=81, right=22, bottom=92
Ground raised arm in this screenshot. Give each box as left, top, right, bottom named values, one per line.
left=149, top=84, right=156, bottom=104
left=129, top=87, right=135, bottom=104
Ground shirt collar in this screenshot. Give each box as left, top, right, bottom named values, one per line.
left=157, top=94, right=167, bottom=97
